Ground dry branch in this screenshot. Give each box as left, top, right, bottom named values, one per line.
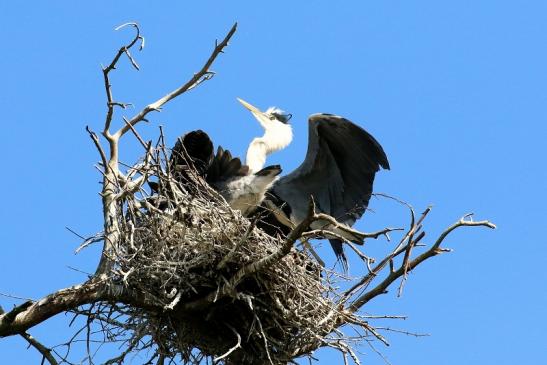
left=347, top=213, right=496, bottom=312
left=0, top=279, right=105, bottom=337
left=114, top=22, right=238, bottom=139
left=20, top=332, right=58, bottom=365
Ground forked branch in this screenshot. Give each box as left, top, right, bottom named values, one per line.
left=114, top=22, right=238, bottom=138
left=20, top=332, right=58, bottom=365
left=102, top=23, right=144, bottom=137
left=347, top=212, right=496, bottom=312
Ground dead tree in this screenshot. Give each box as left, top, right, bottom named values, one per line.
left=0, top=23, right=495, bottom=365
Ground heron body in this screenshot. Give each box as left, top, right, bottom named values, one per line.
left=170, top=130, right=214, bottom=179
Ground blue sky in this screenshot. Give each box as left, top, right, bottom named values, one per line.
left=1, top=1, right=545, bottom=364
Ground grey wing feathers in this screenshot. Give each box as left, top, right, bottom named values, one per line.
left=273, top=113, right=389, bottom=223
left=206, top=146, right=249, bottom=184
left=169, top=130, right=249, bottom=184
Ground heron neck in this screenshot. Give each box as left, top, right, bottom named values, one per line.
left=246, top=125, right=293, bottom=173
left=246, top=139, right=267, bottom=174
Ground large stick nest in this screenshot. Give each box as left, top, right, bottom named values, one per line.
left=104, top=153, right=354, bottom=364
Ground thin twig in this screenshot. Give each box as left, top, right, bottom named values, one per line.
left=102, top=22, right=143, bottom=136
left=21, top=332, right=59, bottom=365
left=86, top=126, right=107, bottom=170
left=348, top=213, right=495, bottom=311
left=213, top=324, right=241, bottom=363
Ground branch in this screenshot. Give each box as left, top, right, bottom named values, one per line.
left=432, top=213, right=496, bottom=249
left=397, top=230, right=426, bottom=296
left=0, top=279, right=105, bottom=337
left=341, top=207, right=432, bottom=302
left=93, top=23, right=239, bottom=277
left=102, top=23, right=143, bottom=137
left=0, top=278, right=164, bottom=340
left=114, top=22, right=238, bottom=138
left=20, top=332, right=58, bottom=365
left=213, top=324, right=241, bottom=363
left=122, top=116, right=150, bottom=150
left=86, top=126, right=107, bottom=170
left=362, top=227, right=404, bottom=240
left=348, top=214, right=495, bottom=312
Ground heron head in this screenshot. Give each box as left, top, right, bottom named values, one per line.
left=237, top=98, right=292, bottom=129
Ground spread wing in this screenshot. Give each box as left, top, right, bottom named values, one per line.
left=170, top=130, right=214, bottom=176
left=273, top=114, right=389, bottom=225
left=169, top=130, right=248, bottom=184
left=206, top=146, right=249, bottom=184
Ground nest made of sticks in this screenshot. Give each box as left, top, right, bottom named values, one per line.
left=100, top=150, right=356, bottom=365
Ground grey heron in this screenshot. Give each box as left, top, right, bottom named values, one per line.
left=237, top=99, right=390, bottom=267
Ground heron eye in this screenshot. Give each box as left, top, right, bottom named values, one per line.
left=269, top=114, right=277, bottom=120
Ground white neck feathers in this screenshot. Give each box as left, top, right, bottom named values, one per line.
left=246, top=139, right=267, bottom=174
left=246, top=123, right=292, bottom=173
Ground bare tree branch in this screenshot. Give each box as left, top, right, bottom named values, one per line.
left=0, top=280, right=104, bottom=337
left=114, top=22, right=238, bottom=138
left=341, top=207, right=432, bottom=303
left=348, top=214, right=495, bottom=312
left=398, top=230, right=426, bottom=296
left=86, top=126, right=107, bottom=170
left=20, top=332, right=58, bottom=365
left=213, top=325, right=241, bottom=363
left=102, top=22, right=143, bottom=137
left=93, top=23, right=238, bottom=276
left=362, top=226, right=404, bottom=240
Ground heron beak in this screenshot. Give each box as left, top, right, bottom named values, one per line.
left=237, top=97, right=262, bottom=115
left=237, top=97, right=272, bottom=129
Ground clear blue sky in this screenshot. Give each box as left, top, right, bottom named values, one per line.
left=1, top=1, right=545, bottom=364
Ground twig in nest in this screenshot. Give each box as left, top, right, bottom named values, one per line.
left=182, top=197, right=318, bottom=311
left=217, top=217, right=257, bottom=270
left=213, top=324, right=241, bottom=363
